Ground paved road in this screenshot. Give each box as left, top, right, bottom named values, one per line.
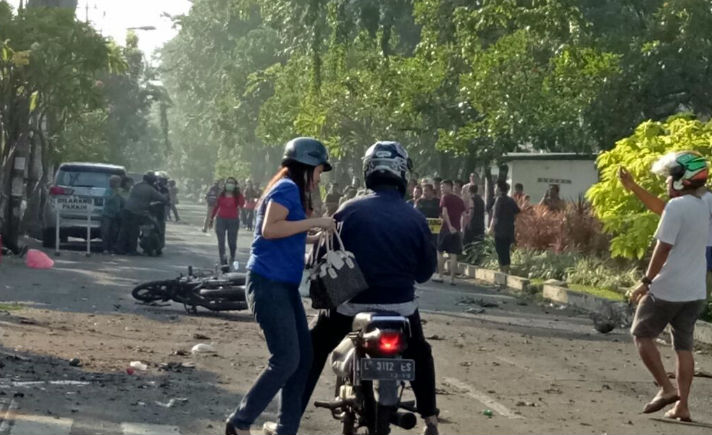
left=1, top=203, right=711, bottom=434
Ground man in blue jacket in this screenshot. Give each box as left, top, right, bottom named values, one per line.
left=301, top=141, right=439, bottom=435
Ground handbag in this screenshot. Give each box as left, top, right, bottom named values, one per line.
left=307, top=225, right=369, bottom=309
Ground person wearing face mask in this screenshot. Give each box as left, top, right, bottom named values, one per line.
left=209, top=177, right=246, bottom=266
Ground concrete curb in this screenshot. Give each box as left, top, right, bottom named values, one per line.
left=447, top=262, right=712, bottom=345
left=444, top=262, right=530, bottom=293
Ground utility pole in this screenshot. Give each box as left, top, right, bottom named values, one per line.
left=6, top=133, right=29, bottom=252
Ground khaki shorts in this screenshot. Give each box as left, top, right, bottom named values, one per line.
left=631, top=294, right=705, bottom=351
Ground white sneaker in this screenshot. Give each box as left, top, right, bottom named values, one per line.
left=262, top=421, right=277, bottom=435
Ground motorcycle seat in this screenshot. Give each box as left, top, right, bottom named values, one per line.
left=352, top=312, right=410, bottom=335
left=199, top=287, right=246, bottom=300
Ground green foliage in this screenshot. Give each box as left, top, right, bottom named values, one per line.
left=160, top=0, right=712, bottom=186
left=479, top=247, right=637, bottom=295
left=587, top=114, right=712, bottom=259
left=565, top=257, right=638, bottom=292
left=463, top=237, right=496, bottom=266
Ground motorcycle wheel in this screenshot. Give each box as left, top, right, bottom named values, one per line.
left=373, top=404, right=394, bottom=435
left=132, top=280, right=174, bottom=302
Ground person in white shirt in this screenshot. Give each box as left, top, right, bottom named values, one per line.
left=619, top=167, right=712, bottom=277
left=626, top=151, right=709, bottom=422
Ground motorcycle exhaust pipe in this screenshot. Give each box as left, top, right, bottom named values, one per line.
left=390, top=411, right=416, bottom=430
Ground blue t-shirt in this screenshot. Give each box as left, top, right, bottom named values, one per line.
left=247, top=178, right=307, bottom=284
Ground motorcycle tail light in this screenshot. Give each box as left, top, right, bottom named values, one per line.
left=378, top=332, right=402, bottom=354
left=49, top=186, right=74, bottom=196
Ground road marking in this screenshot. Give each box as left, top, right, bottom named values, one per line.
left=443, top=377, right=522, bottom=419
left=121, top=423, right=182, bottom=435
left=7, top=415, right=72, bottom=435
left=0, top=380, right=91, bottom=389
left=0, top=398, right=19, bottom=433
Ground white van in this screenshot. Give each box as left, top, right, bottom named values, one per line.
left=42, top=162, right=127, bottom=247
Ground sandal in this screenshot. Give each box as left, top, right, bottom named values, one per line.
left=643, top=394, right=680, bottom=414
left=664, top=409, right=692, bottom=422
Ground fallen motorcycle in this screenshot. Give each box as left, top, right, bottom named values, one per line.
left=315, top=312, right=417, bottom=435
left=132, top=266, right=247, bottom=313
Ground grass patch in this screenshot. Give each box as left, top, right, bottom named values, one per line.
left=0, top=303, right=24, bottom=311
left=567, top=283, right=625, bottom=302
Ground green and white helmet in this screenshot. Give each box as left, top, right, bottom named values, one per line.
left=651, top=151, right=708, bottom=191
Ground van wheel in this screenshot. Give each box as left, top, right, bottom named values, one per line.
left=42, top=228, right=56, bottom=248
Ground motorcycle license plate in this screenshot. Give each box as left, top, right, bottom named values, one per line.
left=360, top=358, right=415, bottom=381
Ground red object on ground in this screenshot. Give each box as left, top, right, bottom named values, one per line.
left=25, top=249, right=54, bottom=269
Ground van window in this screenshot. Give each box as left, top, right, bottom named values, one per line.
left=56, top=170, right=114, bottom=188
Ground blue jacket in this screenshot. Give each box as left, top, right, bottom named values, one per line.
left=335, top=187, right=437, bottom=304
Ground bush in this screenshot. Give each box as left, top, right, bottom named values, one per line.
left=501, top=248, right=580, bottom=281
left=564, top=257, right=638, bottom=292
left=475, top=247, right=639, bottom=296
left=463, top=238, right=496, bottom=266
left=514, top=199, right=609, bottom=256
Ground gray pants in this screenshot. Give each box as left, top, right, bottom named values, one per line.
left=216, top=217, right=239, bottom=264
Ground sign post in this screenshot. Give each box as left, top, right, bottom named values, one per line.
left=86, top=202, right=92, bottom=257
left=54, top=195, right=94, bottom=257
left=55, top=201, right=61, bottom=256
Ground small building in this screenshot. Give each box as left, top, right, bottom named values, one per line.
left=498, top=152, right=599, bottom=203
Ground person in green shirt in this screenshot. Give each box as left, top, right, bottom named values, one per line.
left=102, top=175, right=124, bottom=254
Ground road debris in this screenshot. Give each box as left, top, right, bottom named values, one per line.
left=191, top=343, right=216, bottom=354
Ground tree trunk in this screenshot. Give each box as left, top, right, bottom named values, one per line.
left=20, top=127, right=45, bottom=239
left=4, top=133, right=29, bottom=252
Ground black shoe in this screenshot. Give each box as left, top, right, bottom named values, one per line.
left=224, top=421, right=237, bottom=435
left=224, top=419, right=248, bottom=435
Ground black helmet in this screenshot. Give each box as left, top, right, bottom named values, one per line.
left=282, top=137, right=332, bottom=172
left=363, top=141, right=412, bottom=194
left=143, top=171, right=157, bottom=185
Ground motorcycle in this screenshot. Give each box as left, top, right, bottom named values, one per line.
left=315, top=312, right=418, bottom=435
left=132, top=266, right=247, bottom=313
left=139, top=201, right=165, bottom=257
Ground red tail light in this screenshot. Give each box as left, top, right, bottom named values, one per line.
left=378, top=332, right=403, bottom=354
left=49, top=186, right=74, bottom=196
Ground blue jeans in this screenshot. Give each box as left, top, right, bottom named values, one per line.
left=231, top=271, right=312, bottom=434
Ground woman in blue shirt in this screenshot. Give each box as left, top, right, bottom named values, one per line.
left=226, top=137, right=335, bottom=435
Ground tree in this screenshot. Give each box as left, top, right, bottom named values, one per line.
left=587, top=114, right=712, bottom=259
left=160, top=0, right=712, bottom=191
left=0, top=2, right=115, bottom=244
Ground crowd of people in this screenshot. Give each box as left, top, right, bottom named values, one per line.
left=101, top=171, right=179, bottom=256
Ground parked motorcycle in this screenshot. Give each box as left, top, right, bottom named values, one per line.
left=315, top=312, right=417, bottom=435
left=132, top=266, right=247, bottom=313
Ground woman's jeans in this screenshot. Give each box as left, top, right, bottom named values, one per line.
left=231, top=271, right=312, bottom=434
left=215, top=217, right=239, bottom=264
